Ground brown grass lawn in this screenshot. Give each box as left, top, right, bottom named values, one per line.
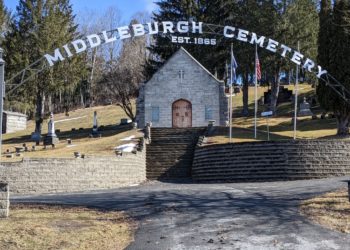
left=209, top=84, right=345, bottom=143
left=1, top=105, right=143, bottom=162
left=0, top=204, right=135, bottom=250
left=300, top=189, right=350, bottom=234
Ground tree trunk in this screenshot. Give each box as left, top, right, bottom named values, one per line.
left=269, top=67, right=281, bottom=115
left=80, top=87, right=85, bottom=108
left=34, top=90, right=45, bottom=134
left=242, top=71, right=249, bottom=116
left=48, top=95, right=53, bottom=113
left=336, top=113, right=350, bottom=136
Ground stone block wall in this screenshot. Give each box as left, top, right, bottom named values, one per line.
left=0, top=183, right=9, bottom=218
left=193, top=140, right=350, bottom=182
left=140, top=48, right=228, bottom=128
left=0, top=150, right=146, bottom=195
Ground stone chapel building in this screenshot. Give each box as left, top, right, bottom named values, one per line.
left=136, top=47, right=228, bottom=128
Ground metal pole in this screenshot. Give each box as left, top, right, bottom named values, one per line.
left=267, top=117, right=270, bottom=141
left=0, top=48, right=5, bottom=161
left=293, top=42, right=299, bottom=140
left=254, top=44, right=258, bottom=139
left=229, top=44, right=233, bottom=143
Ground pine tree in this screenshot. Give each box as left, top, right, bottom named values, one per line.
left=145, top=0, right=229, bottom=80
left=4, top=0, right=87, bottom=139
left=275, top=0, right=319, bottom=114
left=0, top=0, right=6, bottom=33
left=324, top=0, right=350, bottom=136
left=317, top=0, right=350, bottom=136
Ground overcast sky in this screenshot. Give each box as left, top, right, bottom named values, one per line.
left=4, top=0, right=157, bottom=22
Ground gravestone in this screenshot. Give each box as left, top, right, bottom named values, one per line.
left=44, top=113, right=59, bottom=147
left=264, top=86, right=293, bottom=104
left=0, top=183, right=9, bottom=218
left=91, top=111, right=100, bottom=137
left=298, top=97, right=313, bottom=116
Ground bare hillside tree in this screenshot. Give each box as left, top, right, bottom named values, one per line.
left=99, top=17, right=148, bottom=121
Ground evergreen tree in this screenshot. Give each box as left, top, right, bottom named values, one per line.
left=0, top=0, right=6, bottom=35
left=317, top=0, right=350, bottom=136
left=274, top=0, right=319, bottom=114
left=145, top=0, right=229, bottom=79
left=4, top=0, right=86, bottom=138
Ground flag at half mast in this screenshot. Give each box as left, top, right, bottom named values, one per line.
left=230, top=47, right=238, bottom=85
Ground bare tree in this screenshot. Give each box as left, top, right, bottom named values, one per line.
left=99, top=17, right=148, bottom=120
left=77, top=7, right=123, bottom=106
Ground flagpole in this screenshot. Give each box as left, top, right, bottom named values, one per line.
left=293, top=41, right=300, bottom=140
left=225, top=61, right=230, bottom=133
left=254, top=44, right=258, bottom=139
left=229, top=43, right=233, bottom=143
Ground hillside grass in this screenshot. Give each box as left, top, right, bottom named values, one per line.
left=209, top=84, right=345, bottom=143
left=1, top=105, right=142, bottom=161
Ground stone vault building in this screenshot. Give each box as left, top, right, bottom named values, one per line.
left=136, top=47, right=228, bottom=128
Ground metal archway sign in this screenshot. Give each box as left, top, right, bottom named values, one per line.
left=45, top=21, right=327, bottom=77
left=5, top=21, right=350, bottom=104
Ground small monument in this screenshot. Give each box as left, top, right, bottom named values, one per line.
left=44, top=113, right=59, bottom=147
left=91, top=111, right=100, bottom=137
left=298, top=97, right=313, bottom=116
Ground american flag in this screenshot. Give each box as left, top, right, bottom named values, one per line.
left=256, top=51, right=261, bottom=81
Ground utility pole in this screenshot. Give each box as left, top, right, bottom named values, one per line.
left=0, top=48, right=5, bottom=161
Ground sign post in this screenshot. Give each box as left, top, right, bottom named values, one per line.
left=0, top=48, right=4, bottom=161
left=261, top=111, right=273, bottom=141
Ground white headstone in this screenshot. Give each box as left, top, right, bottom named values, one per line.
left=47, top=113, right=56, bottom=137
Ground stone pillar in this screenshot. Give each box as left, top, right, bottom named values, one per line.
left=0, top=183, right=9, bottom=218
left=144, top=123, right=151, bottom=144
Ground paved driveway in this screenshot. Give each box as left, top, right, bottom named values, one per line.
left=13, top=177, right=350, bottom=250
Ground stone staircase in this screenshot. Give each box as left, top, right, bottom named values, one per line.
left=146, top=128, right=205, bottom=180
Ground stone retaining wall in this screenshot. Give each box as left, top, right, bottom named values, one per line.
left=192, top=140, right=350, bottom=182
left=0, top=151, right=146, bottom=194
left=0, top=183, right=9, bottom=217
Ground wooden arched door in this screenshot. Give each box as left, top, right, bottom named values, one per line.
left=172, top=99, right=192, bottom=128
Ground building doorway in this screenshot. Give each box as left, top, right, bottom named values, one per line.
left=172, top=99, right=192, bottom=128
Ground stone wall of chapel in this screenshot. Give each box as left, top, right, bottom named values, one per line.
left=143, top=49, right=226, bottom=128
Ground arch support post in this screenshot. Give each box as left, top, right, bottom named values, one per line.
left=0, top=48, right=5, bottom=162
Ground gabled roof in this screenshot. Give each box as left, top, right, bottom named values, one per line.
left=150, top=47, right=223, bottom=83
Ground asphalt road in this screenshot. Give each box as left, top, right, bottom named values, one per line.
left=12, top=177, right=350, bottom=250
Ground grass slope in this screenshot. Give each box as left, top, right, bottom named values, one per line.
left=209, top=84, right=345, bottom=143
left=2, top=105, right=141, bottom=161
